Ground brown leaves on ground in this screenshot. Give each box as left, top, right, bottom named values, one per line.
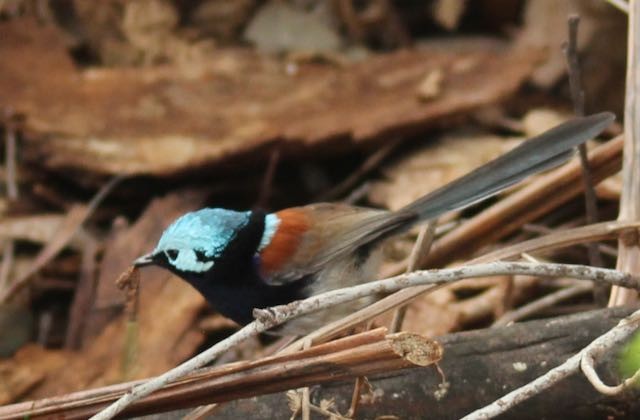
left=0, top=18, right=542, bottom=177
left=2, top=191, right=211, bottom=399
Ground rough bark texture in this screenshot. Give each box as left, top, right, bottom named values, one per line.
left=151, top=307, right=639, bottom=419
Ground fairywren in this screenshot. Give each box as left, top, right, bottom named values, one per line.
left=134, top=113, right=613, bottom=335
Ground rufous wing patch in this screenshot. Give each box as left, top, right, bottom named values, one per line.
left=259, top=209, right=310, bottom=276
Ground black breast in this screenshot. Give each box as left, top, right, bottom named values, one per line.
left=180, top=210, right=312, bottom=325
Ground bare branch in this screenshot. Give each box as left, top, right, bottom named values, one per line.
left=607, top=0, right=630, bottom=14
left=562, top=15, right=605, bottom=304
left=610, top=0, right=640, bottom=306
left=93, top=262, right=638, bottom=419
left=493, top=283, right=593, bottom=327
left=463, top=307, right=640, bottom=419
left=390, top=220, right=438, bottom=332
left=581, top=345, right=640, bottom=395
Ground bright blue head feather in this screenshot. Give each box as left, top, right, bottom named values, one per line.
left=155, top=208, right=251, bottom=272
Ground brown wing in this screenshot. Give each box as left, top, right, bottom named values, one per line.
left=258, top=203, right=413, bottom=285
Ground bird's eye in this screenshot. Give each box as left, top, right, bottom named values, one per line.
left=194, top=250, right=208, bottom=262
left=165, top=249, right=179, bottom=261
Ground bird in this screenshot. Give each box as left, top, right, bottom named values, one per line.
left=134, top=112, right=614, bottom=335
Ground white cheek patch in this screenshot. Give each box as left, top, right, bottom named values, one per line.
left=170, top=249, right=214, bottom=273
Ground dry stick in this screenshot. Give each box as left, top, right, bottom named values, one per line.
left=607, top=0, right=631, bottom=14
left=309, top=403, right=350, bottom=420
left=462, top=307, right=640, bottom=419
left=5, top=330, right=391, bottom=419
left=346, top=375, right=365, bottom=418
left=492, top=282, right=593, bottom=327
left=64, top=237, right=99, bottom=349
left=563, top=15, right=607, bottom=304
left=3, top=111, right=18, bottom=199
left=90, top=262, right=638, bottom=420
left=182, top=404, right=221, bottom=420
left=256, top=148, right=280, bottom=210
left=472, top=220, right=637, bottom=264
left=523, top=222, right=618, bottom=257
left=0, top=110, right=18, bottom=291
left=283, top=220, right=638, bottom=353
left=0, top=175, right=124, bottom=303
left=6, top=330, right=436, bottom=420
left=300, top=338, right=312, bottom=420
left=318, top=139, right=399, bottom=201
left=286, top=390, right=351, bottom=420
left=610, top=0, right=640, bottom=306
left=336, top=0, right=366, bottom=42
left=581, top=336, right=640, bottom=395
left=390, top=220, right=437, bottom=332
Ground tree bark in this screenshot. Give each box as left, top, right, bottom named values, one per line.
left=179, top=306, right=640, bottom=420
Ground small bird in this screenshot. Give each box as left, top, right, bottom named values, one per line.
left=134, top=113, right=613, bottom=335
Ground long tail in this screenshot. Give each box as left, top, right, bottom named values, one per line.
left=396, top=112, right=614, bottom=223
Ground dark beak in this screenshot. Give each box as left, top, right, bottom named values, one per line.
left=133, top=253, right=155, bottom=267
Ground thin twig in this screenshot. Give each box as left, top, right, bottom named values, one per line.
left=581, top=340, right=640, bottom=395
left=473, top=220, right=636, bottom=264
left=0, top=109, right=18, bottom=292
left=0, top=175, right=124, bottom=302
left=309, top=402, right=350, bottom=420
left=256, top=148, right=280, bottom=209
left=522, top=223, right=618, bottom=257
left=5, top=329, right=432, bottom=419
left=0, top=240, right=14, bottom=291
left=463, top=307, right=640, bottom=419
left=607, top=0, right=630, bottom=14
left=182, top=404, right=221, bottom=420
left=92, top=262, right=638, bottom=420
left=610, top=0, right=640, bottom=306
left=65, top=237, right=99, bottom=349
left=301, top=338, right=312, bottom=420
left=562, top=15, right=606, bottom=303
left=342, top=182, right=371, bottom=205
left=563, top=16, right=586, bottom=117
left=4, top=110, right=18, bottom=199
left=318, top=139, right=399, bottom=201
left=492, top=283, right=593, bottom=327
left=390, top=220, right=437, bottom=332
left=346, top=375, right=365, bottom=418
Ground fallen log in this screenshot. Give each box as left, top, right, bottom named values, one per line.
left=191, top=306, right=640, bottom=419
left=2, top=308, right=638, bottom=419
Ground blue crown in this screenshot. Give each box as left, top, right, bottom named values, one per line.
left=156, top=208, right=251, bottom=257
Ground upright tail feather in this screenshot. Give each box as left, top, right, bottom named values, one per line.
left=398, top=112, right=615, bottom=222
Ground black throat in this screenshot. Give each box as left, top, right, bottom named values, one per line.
left=171, top=210, right=311, bottom=326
